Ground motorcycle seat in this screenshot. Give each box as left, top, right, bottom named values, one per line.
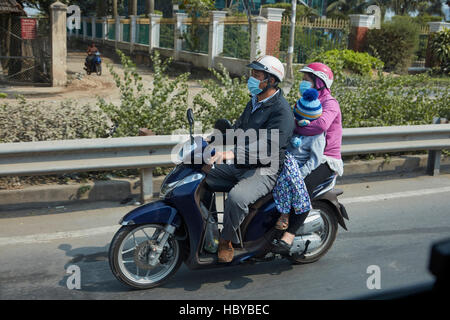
left=311, top=174, right=337, bottom=199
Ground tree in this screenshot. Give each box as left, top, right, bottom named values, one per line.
left=179, top=0, right=214, bottom=52
left=417, top=0, right=446, bottom=16
left=326, top=0, right=368, bottom=18
left=327, top=0, right=445, bottom=19
left=146, top=0, right=155, bottom=15
left=382, top=0, right=444, bottom=16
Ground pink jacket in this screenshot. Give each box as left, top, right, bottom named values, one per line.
left=294, top=78, right=342, bottom=160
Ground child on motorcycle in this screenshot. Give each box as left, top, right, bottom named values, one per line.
left=271, top=88, right=326, bottom=254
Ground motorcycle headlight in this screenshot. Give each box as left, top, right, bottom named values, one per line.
left=160, top=173, right=205, bottom=199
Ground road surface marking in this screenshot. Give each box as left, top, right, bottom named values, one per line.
left=1, top=186, right=450, bottom=246
left=339, top=186, right=450, bottom=205
left=0, top=225, right=119, bottom=246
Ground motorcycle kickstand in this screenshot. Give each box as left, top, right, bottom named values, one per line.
left=291, top=240, right=311, bottom=259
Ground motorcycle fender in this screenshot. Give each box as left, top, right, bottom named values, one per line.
left=119, top=200, right=181, bottom=227
left=314, top=189, right=348, bottom=231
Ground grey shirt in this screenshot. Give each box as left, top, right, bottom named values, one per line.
left=287, top=133, right=326, bottom=178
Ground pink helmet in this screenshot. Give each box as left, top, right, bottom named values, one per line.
left=300, top=62, right=334, bottom=89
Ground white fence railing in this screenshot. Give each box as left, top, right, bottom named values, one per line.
left=1, top=124, right=449, bottom=202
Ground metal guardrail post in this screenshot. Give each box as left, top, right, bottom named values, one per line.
left=140, top=168, right=153, bottom=204
left=427, top=118, right=447, bottom=176
left=427, top=149, right=441, bottom=176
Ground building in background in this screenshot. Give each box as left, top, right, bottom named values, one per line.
left=0, top=0, right=27, bottom=82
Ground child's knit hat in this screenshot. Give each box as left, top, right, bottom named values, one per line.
left=293, top=88, right=322, bottom=121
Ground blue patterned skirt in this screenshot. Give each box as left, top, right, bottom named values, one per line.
left=272, top=151, right=311, bottom=215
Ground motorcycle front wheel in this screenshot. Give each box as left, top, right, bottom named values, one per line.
left=109, top=224, right=183, bottom=289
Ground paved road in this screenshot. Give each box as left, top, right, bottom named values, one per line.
left=0, top=172, right=449, bottom=300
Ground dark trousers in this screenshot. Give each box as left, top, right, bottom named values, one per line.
left=85, top=55, right=95, bottom=70
left=287, top=163, right=334, bottom=234
left=205, top=164, right=277, bottom=244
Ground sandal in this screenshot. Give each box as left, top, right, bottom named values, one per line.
left=275, top=213, right=289, bottom=230
left=271, top=238, right=292, bottom=255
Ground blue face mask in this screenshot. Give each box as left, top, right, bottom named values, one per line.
left=299, top=80, right=313, bottom=95
left=247, top=76, right=265, bottom=96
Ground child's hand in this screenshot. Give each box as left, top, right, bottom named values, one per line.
left=297, top=119, right=310, bottom=127
left=291, top=136, right=302, bottom=148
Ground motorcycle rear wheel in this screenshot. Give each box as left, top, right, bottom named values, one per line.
left=109, top=224, right=183, bottom=289
left=289, top=201, right=338, bottom=264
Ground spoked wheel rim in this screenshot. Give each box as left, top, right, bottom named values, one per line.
left=303, top=210, right=333, bottom=257
left=117, top=225, right=180, bottom=285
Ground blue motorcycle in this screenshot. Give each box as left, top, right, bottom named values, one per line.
left=108, top=109, right=349, bottom=289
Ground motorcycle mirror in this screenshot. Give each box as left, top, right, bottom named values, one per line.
left=187, top=109, right=194, bottom=144
left=214, top=119, right=232, bottom=134
left=187, top=109, right=195, bottom=127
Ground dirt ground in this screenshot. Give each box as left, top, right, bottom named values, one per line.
left=0, top=50, right=205, bottom=107
left=0, top=50, right=210, bottom=190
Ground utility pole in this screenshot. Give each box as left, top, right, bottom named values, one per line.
left=286, top=0, right=297, bottom=81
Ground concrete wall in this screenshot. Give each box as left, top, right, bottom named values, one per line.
left=177, top=51, right=209, bottom=69
left=214, top=56, right=248, bottom=76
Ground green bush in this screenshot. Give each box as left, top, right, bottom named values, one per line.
left=193, top=64, right=249, bottom=129
left=279, top=26, right=349, bottom=63
left=222, top=24, right=250, bottom=60
left=97, top=50, right=190, bottom=136
left=0, top=98, right=109, bottom=143
left=365, top=16, right=420, bottom=73
left=428, top=29, right=450, bottom=75
left=307, top=49, right=384, bottom=80
left=411, top=14, right=443, bottom=27
left=330, top=74, right=450, bottom=128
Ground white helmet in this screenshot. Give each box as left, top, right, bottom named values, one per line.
left=247, top=55, right=285, bottom=82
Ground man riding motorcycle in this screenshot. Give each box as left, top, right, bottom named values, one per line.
left=205, top=55, right=295, bottom=263
left=84, top=42, right=99, bottom=73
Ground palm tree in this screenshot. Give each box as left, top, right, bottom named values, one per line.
left=387, top=0, right=443, bottom=16
left=349, top=0, right=445, bottom=20
left=419, top=0, right=445, bottom=16
left=326, top=0, right=368, bottom=18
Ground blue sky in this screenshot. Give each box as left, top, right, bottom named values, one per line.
left=24, top=5, right=40, bottom=17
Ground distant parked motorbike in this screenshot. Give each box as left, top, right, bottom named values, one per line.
left=85, top=52, right=102, bottom=76
left=108, top=109, right=349, bottom=289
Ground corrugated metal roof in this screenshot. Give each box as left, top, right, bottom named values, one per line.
left=0, top=0, right=25, bottom=14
